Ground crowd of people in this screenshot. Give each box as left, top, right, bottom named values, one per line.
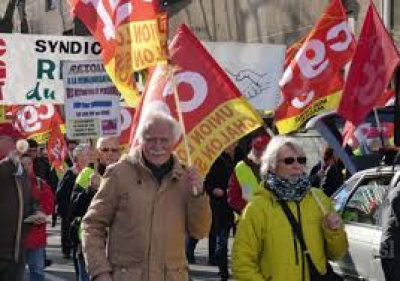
left=1, top=110, right=399, bottom=281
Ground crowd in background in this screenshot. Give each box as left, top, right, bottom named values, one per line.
left=2, top=113, right=399, bottom=281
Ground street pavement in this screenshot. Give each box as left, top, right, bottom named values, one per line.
left=38, top=221, right=234, bottom=280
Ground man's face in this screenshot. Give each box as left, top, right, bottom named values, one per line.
left=21, top=156, right=34, bottom=176
left=142, top=121, right=174, bottom=167
left=68, top=143, right=77, bottom=156
left=76, top=147, right=94, bottom=169
left=98, top=139, right=120, bottom=166
left=0, top=137, right=15, bottom=160
left=28, top=147, right=38, bottom=159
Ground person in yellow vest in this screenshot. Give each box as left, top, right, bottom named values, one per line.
left=73, top=136, right=120, bottom=196
left=70, top=136, right=120, bottom=281
left=228, top=135, right=269, bottom=215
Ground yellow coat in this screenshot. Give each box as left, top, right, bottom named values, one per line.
left=232, top=187, right=348, bottom=281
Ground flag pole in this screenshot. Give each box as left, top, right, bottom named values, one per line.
left=169, top=66, right=198, bottom=196
left=373, top=107, right=385, bottom=148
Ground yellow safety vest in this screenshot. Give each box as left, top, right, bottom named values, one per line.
left=235, top=161, right=260, bottom=201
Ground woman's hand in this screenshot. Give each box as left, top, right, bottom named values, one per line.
left=323, top=213, right=342, bottom=230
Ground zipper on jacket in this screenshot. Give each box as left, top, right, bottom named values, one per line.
left=146, top=170, right=160, bottom=276
left=15, top=176, right=24, bottom=262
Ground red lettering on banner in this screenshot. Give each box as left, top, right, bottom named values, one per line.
left=0, top=38, right=6, bottom=100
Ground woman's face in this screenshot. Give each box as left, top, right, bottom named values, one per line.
left=273, top=145, right=307, bottom=180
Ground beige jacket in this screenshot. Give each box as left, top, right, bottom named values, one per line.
left=82, top=149, right=211, bottom=281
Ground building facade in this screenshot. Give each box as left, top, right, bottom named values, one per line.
left=0, top=0, right=396, bottom=46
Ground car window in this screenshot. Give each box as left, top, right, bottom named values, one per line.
left=332, top=176, right=360, bottom=212
left=342, top=178, right=390, bottom=226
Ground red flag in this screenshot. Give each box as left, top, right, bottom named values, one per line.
left=275, top=0, right=356, bottom=134
left=47, top=122, right=68, bottom=170
left=129, top=24, right=263, bottom=176
left=284, top=36, right=306, bottom=69
left=338, top=2, right=400, bottom=126
left=120, top=106, right=136, bottom=151
left=70, top=0, right=168, bottom=107
left=7, top=104, right=65, bottom=144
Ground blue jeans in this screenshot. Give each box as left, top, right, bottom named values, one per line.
left=215, top=227, right=230, bottom=276
left=78, top=255, right=90, bottom=281
left=25, top=248, right=45, bottom=281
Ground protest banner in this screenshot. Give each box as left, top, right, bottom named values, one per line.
left=63, top=60, right=121, bottom=139
left=0, top=33, right=101, bottom=105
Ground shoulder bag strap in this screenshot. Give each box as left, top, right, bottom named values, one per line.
left=277, top=200, right=308, bottom=253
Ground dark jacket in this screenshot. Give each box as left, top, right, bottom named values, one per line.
left=309, top=162, right=344, bottom=197
left=0, top=157, right=32, bottom=263
left=33, top=156, right=58, bottom=192
left=380, top=184, right=400, bottom=281
left=56, top=168, right=78, bottom=218
left=205, top=152, right=238, bottom=228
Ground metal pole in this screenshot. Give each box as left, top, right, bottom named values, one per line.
left=382, top=0, right=391, bottom=30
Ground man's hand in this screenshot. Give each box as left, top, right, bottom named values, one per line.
left=212, top=188, right=224, bottom=197
left=187, top=167, right=204, bottom=195
left=94, top=273, right=112, bottom=281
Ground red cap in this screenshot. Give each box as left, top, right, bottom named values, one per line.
left=251, top=135, right=269, bottom=151
left=0, top=123, right=24, bottom=140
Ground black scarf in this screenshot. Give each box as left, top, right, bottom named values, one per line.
left=143, top=154, right=174, bottom=185
left=263, top=171, right=311, bottom=202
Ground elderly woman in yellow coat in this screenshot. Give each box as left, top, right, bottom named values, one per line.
left=232, top=135, right=348, bottom=281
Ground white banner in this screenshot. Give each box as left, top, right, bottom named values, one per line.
left=63, top=60, right=120, bottom=139
left=0, top=33, right=101, bottom=105
left=202, top=41, right=286, bottom=111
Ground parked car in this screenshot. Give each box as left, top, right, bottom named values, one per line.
left=330, top=164, right=400, bottom=281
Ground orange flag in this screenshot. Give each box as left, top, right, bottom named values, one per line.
left=70, top=0, right=168, bottom=107
left=275, top=0, right=355, bottom=134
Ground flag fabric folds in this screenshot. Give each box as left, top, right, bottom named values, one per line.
left=338, top=2, right=400, bottom=127
left=47, top=120, right=68, bottom=170
left=129, top=24, right=263, bottom=177
left=70, top=0, right=168, bottom=107
left=275, top=0, right=355, bottom=134
left=7, top=105, right=65, bottom=144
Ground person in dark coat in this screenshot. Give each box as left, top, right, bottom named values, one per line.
left=380, top=178, right=400, bottom=281
left=204, top=143, right=242, bottom=280
left=309, top=146, right=344, bottom=197
left=56, top=143, right=93, bottom=260
left=71, top=174, right=100, bottom=281
left=0, top=124, right=32, bottom=281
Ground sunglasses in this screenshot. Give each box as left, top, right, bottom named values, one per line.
left=100, top=148, right=119, bottom=153
left=280, top=156, right=307, bottom=165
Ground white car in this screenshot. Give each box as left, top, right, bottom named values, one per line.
left=330, top=165, right=400, bottom=281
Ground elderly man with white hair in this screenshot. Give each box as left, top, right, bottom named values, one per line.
left=82, top=110, right=212, bottom=281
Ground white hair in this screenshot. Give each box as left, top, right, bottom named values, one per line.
left=96, top=136, right=119, bottom=149
left=260, top=135, right=305, bottom=176
left=72, top=143, right=91, bottom=162
left=136, top=111, right=182, bottom=145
